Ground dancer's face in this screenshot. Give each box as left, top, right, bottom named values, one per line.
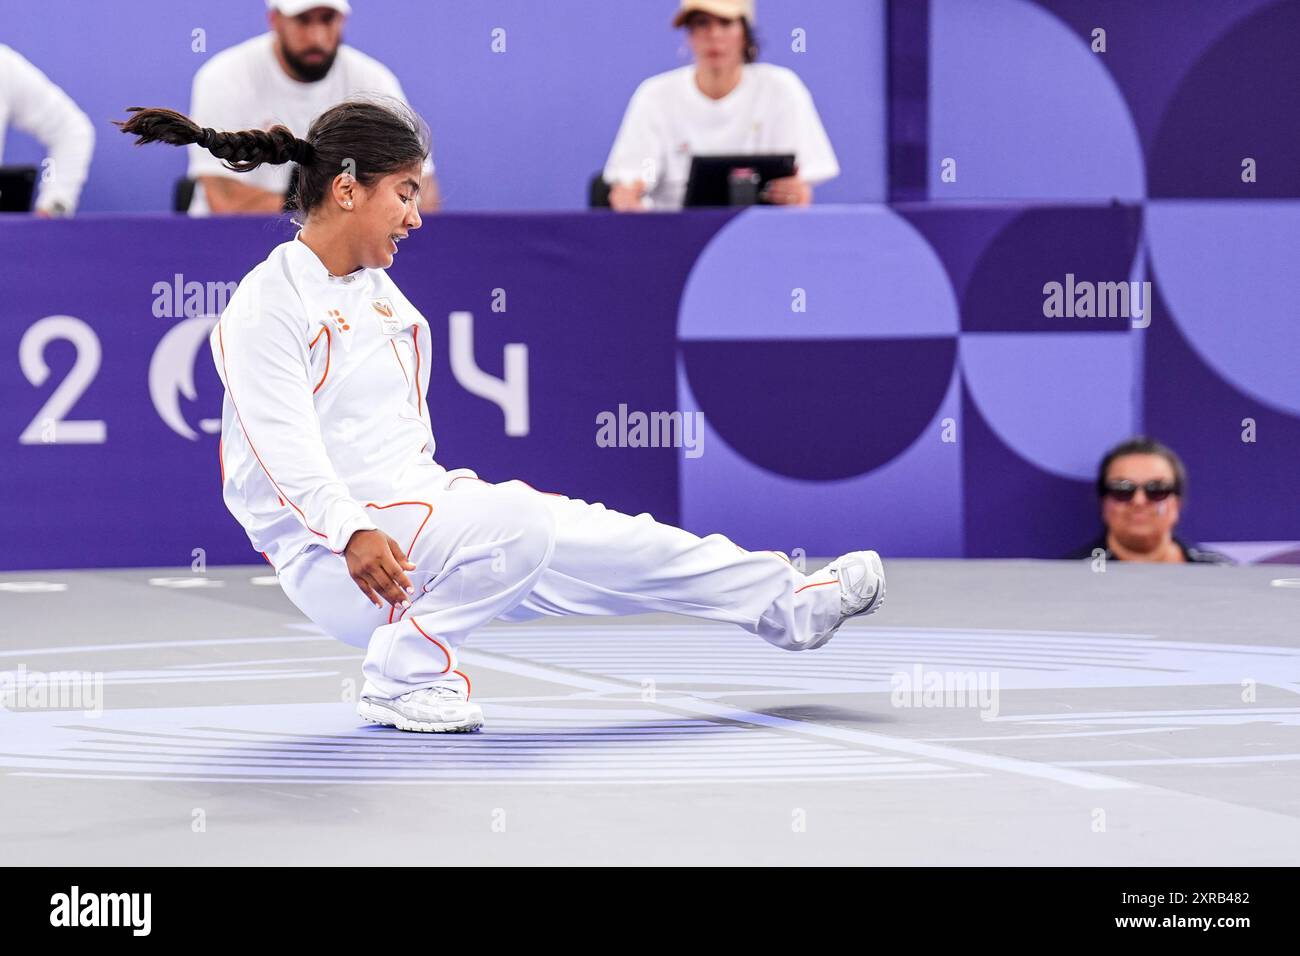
left=343, top=164, right=423, bottom=271
left=1101, top=454, right=1182, bottom=552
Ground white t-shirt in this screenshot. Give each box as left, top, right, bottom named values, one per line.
left=187, top=33, right=432, bottom=215
left=603, top=63, right=839, bottom=210
left=0, top=44, right=94, bottom=212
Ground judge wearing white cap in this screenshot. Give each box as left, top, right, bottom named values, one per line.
left=186, top=0, right=438, bottom=215
left=603, top=0, right=839, bottom=211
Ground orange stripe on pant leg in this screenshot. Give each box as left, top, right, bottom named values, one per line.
left=795, top=578, right=838, bottom=594
left=362, top=501, right=435, bottom=624
left=409, top=619, right=452, bottom=673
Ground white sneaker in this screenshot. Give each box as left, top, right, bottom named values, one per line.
left=358, top=683, right=484, bottom=734
left=809, top=550, right=886, bottom=647
left=833, top=550, right=886, bottom=619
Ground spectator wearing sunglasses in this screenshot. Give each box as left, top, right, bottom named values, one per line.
left=1068, top=437, right=1231, bottom=564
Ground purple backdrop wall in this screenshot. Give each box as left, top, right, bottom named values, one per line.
left=927, top=0, right=1300, bottom=201
left=0, top=0, right=887, bottom=211
left=3, top=205, right=1297, bottom=571
left=4, top=1, right=1299, bottom=570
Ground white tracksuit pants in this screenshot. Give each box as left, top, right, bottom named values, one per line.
left=276, top=468, right=844, bottom=699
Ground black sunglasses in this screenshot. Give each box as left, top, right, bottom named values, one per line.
left=1101, top=480, right=1180, bottom=503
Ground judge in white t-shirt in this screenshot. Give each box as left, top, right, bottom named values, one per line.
left=603, top=0, right=839, bottom=212
left=0, top=45, right=94, bottom=216
left=187, top=0, right=438, bottom=215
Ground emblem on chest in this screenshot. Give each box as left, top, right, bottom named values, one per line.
left=371, top=297, right=401, bottom=335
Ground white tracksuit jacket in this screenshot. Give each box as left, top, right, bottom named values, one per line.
left=210, top=233, right=436, bottom=570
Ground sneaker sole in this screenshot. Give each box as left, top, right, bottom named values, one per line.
left=357, top=698, right=483, bottom=734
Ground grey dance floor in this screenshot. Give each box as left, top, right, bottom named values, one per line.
left=2, top=559, right=1298, bottom=866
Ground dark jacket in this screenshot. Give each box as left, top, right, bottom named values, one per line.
left=1067, top=536, right=1233, bottom=564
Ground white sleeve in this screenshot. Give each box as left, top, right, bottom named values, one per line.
left=214, top=287, right=377, bottom=554
left=603, top=82, right=663, bottom=186
left=787, top=75, right=839, bottom=185
left=3, top=48, right=95, bottom=213
left=186, top=61, right=245, bottom=184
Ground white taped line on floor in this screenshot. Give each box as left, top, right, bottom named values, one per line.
left=8, top=770, right=984, bottom=785
left=0, top=635, right=335, bottom=659
left=457, top=648, right=1136, bottom=791
left=1058, top=754, right=1300, bottom=768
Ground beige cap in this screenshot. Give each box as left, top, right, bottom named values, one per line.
left=267, top=0, right=351, bottom=17
left=672, top=0, right=755, bottom=28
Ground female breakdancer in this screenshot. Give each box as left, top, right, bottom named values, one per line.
left=117, top=98, right=885, bottom=733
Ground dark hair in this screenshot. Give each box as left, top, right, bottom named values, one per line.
left=683, top=12, right=760, bottom=63
left=742, top=19, right=759, bottom=63
left=1096, top=436, right=1188, bottom=500
left=115, top=97, right=430, bottom=214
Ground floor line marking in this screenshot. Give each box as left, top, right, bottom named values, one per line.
left=0, top=635, right=333, bottom=659
left=458, top=649, right=1136, bottom=791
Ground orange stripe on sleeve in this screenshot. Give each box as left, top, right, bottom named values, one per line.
left=390, top=339, right=410, bottom=386
left=311, top=325, right=331, bottom=394
left=216, top=320, right=332, bottom=547
left=413, top=325, right=423, bottom=418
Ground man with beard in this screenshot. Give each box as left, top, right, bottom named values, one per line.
left=186, top=0, right=438, bottom=215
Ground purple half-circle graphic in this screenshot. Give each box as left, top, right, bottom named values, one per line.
left=929, top=0, right=1145, bottom=200
left=961, top=383, right=1099, bottom=559
left=1143, top=278, right=1300, bottom=543
left=961, top=206, right=1144, bottom=333
left=678, top=206, right=960, bottom=341
left=677, top=360, right=965, bottom=557
left=1033, top=0, right=1279, bottom=163
left=1146, top=201, right=1300, bottom=416
left=960, top=333, right=1137, bottom=481
left=680, top=338, right=955, bottom=481
left=897, top=205, right=1023, bottom=307
left=1149, top=0, right=1300, bottom=198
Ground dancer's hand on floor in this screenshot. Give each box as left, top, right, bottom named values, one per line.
left=345, top=530, right=417, bottom=610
